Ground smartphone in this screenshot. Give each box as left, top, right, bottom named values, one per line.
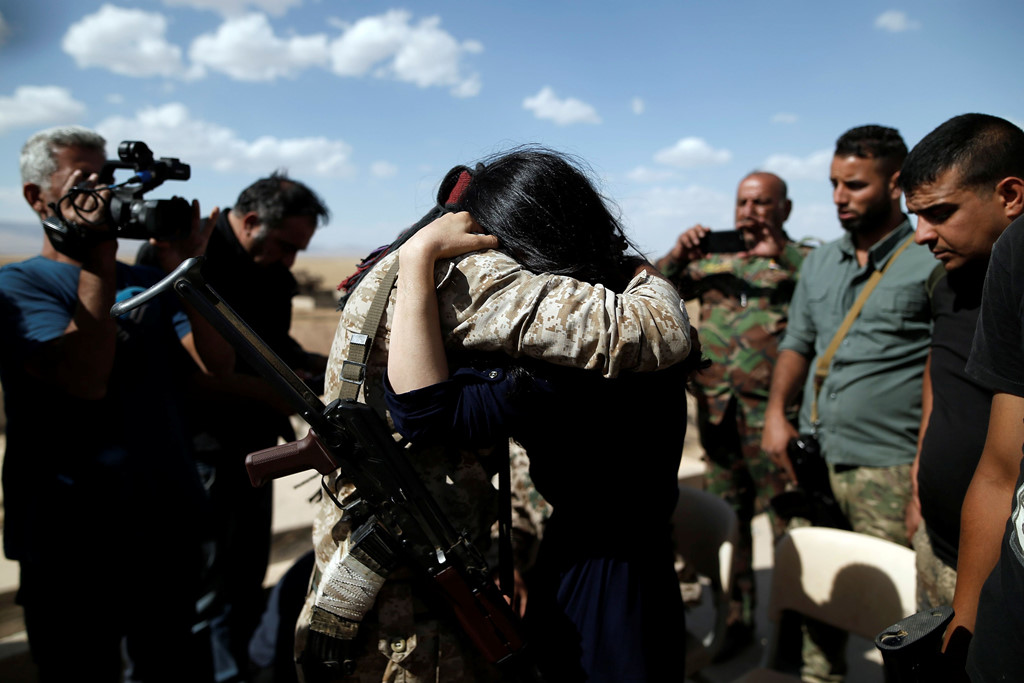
left=699, top=229, right=747, bottom=253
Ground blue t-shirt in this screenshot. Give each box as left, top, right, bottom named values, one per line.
left=0, top=256, right=205, bottom=563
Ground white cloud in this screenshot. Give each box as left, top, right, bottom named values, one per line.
left=0, top=86, right=87, bottom=134
left=522, top=87, right=601, bottom=126
left=875, top=10, right=921, bottom=32
left=626, top=166, right=676, bottom=184
left=328, top=11, right=482, bottom=97
left=370, top=161, right=398, bottom=178
left=632, top=97, right=645, bottom=115
left=653, top=137, right=731, bottom=167
left=761, top=148, right=832, bottom=181
left=619, top=184, right=732, bottom=257
left=95, top=103, right=355, bottom=177
left=62, top=5, right=202, bottom=80
left=772, top=112, right=798, bottom=124
left=162, top=0, right=302, bottom=17
left=190, top=14, right=328, bottom=81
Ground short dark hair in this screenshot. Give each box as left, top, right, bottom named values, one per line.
left=834, top=125, right=908, bottom=174
left=900, top=114, right=1024, bottom=194
left=233, top=171, right=329, bottom=231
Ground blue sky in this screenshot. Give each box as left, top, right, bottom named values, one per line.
left=0, top=0, right=1020, bottom=259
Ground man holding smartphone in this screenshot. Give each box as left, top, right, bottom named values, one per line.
left=655, top=171, right=808, bottom=660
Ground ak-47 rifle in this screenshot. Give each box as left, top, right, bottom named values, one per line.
left=111, top=256, right=534, bottom=680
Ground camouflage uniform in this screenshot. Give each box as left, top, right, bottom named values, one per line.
left=296, top=249, right=691, bottom=682
left=662, top=243, right=808, bottom=627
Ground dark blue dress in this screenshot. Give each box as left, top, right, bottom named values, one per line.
left=386, top=359, right=688, bottom=681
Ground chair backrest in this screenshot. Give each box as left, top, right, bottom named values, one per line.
left=672, top=485, right=740, bottom=595
left=672, top=484, right=742, bottom=673
left=767, top=527, right=916, bottom=641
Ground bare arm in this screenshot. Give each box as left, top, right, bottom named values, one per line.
left=388, top=212, right=498, bottom=394
left=947, top=392, right=1024, bottom=644
left=906, top=352, right=933, bottom=542
left=761, top=348, right=811, bottom=483
left=150, top=203, right=235, bottom=377
left=26, top=170, right=118, bottom=399
left=440, top=252, right=692, bottom=378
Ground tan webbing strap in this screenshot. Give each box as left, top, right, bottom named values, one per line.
left=810, top=235, right=915, bottom=426
left=338, top=256, right=400, bottom=402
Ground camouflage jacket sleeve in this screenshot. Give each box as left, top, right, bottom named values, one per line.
left=435, top=249, right=692, bottom=378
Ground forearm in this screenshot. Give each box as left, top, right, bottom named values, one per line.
left=181, top=305, right=236, bottom=377
left=765, top=349, right=810, bottom=420
left=42, top=244, right=119, bottom=399
left=952, top=474, right=1012, bottom=631
left=389, top=246, right=450, bottom=394
left=443, top=251, right=692, bottom=377
left=912, top=354, right=934, bottom=500
left=950, top=393, right=1024, bottom=634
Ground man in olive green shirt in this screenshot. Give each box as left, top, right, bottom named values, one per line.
left=762, top=125, right=934, bottom=682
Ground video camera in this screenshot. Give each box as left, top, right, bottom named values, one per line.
left=97, top=140, right=192, bottom=241
left=44, top=140, right=193, bottom=258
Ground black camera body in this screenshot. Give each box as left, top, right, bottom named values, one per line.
left=699, top=229, right=747, bottom=253
left=98, top=141, right=192, bottom=242
left=43, top=141, right=193, bottom=260
left=769, top=433, right=852, bottom=530
left=875, top=605, right=969, bottom=682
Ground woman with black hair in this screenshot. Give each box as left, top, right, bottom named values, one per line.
left=386, top=148, right=698, bottom=681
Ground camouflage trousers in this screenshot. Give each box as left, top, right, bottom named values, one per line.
left=912, top=521, right=958, bottom=612
left=799, top=462, right=913, bottom=683
left=828, top=462, right=913, bottom=547
left=700, top=397, right=790, bottom=626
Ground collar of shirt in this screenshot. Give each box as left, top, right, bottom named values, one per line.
left=836, top=216, right=913, bottom=271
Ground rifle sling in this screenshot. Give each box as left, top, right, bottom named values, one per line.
left=338, top=256, right=400, bottom=402
left=335, top=252, right=517, bottom=611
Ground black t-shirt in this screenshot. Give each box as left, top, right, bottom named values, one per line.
left=964, top=216, right=1024, bottom=683
left=138, top=210, right=303, bottom=453
left=917, top=261, right=990, bottom=568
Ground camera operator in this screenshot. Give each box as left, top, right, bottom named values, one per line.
left=0, top=125, right=232, bottom=681
left=654, top=171, right=808, bottom=660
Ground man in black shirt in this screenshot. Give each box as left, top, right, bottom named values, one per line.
left=899, top=114, right=1024, bottom=616
left=138, top=172, right=330, bottom=682
left=958, top=214, right=1024, bottom=681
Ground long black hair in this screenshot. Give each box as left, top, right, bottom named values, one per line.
left=443, top=146, right=641, bottom=291
left=339, top=146, right=641, bottom=306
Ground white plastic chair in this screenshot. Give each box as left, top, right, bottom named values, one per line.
left=672, top=484, right=741, bottom=677
left=731, top=526, right=917, bottom=682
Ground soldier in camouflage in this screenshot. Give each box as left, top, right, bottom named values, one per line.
left=656, top=171, right=807, bottom=659
left=296, top=231, right=693, bottom=681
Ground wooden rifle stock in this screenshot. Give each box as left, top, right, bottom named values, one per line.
left=245, top=430, right=337, bottom=487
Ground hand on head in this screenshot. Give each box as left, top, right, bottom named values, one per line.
left=402, top=211, right=500, bottom=263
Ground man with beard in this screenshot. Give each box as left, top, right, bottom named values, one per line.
left=656, top=171, right=808, bottom=660
left=762, top=125, right=935, bottom=682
